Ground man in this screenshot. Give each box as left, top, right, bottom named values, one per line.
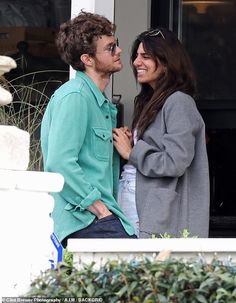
left=40, top=11, right=136, bottom=247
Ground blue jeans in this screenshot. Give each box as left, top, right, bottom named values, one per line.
left=61, top=214, right=137, bottom=247
left=118, top=176, right=140, bottom=237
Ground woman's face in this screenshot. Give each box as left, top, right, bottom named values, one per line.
left=133, top=42, right=165, bottom=89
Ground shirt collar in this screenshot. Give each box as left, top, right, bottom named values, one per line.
left=76, top=71, right=110, bottom=107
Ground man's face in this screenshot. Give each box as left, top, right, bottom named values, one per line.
left=93, top=35, right=123, bottom=74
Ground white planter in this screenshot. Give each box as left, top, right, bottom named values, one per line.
left=68, top=238, right=236, bottom=269
left=0, top=55, right=16, bottom=105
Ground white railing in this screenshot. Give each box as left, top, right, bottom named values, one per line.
left=68, top=238, right=236, bottom=269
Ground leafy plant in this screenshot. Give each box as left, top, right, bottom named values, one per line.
left=63, top=248, right=74, bottom=268
left=0, top=70, right=67, bottom=170
left=25, top=256, right=236, bottom=302
left=152, top=229, right=198, bottom=239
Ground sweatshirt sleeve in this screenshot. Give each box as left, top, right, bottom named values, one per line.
left=43, top=92, right=101, bottom=211
left=129, top=93, right=202, bottom=177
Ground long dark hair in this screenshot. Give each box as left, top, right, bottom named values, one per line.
left=131, top=28, right=196, bottom=138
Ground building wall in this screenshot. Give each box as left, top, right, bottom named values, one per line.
left=113, top=0, right=150, bottom=126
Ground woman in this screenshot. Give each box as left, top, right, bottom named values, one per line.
left=113, top=28, right=210, bottom=238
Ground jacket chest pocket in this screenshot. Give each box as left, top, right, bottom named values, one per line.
left=92, top=127, right=112, bottom=161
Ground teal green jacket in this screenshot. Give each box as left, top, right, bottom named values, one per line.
left=41, top=71, right=135, bottom=241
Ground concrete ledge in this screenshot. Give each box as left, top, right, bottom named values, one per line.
left=68, top=238, right=236, bottom=266
left=68, top=238, right=236, bottom=252
left=0, top=169, right=64, bottom=192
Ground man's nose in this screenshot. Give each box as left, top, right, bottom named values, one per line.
left=116, top=46, right=122, bottom=54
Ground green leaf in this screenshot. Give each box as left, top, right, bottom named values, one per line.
left=129, top=281, right=138, bottom=292
left=115, top=285, right=128, bottom=297
left=196, top=294, right=208, bottom=303
left=94, top=288, right=106, bottom=296
left=85, top=283, right=95, bottom=297
left=157, top=294, right=168, bottom=303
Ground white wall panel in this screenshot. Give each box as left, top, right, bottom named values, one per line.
left=113, top=0, right=150, bottom=126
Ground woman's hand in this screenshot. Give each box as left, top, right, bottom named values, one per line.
left=113, top=127, right=132, bottom=160
left=120, top=126, right=132, bottom=142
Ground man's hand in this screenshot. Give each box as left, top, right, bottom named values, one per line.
left=87, top=199, right=112, bottom=219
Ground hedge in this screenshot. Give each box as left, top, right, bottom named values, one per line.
left=25, top=254, right=236, bottom=303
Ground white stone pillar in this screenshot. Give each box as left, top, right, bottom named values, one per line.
left=71, top=0, right=114, bottom=25
left=0, top=171, right=64, bottom=297
left=0, top=56, right=65, bottom=297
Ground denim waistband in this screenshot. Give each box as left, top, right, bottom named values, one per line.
left=120, top=172, right=136, bottom=181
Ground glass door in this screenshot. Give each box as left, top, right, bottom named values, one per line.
left=151, top=0, right=236, bottom=237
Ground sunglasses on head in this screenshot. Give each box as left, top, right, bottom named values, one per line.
left=142, top=29, right=165, bottom=39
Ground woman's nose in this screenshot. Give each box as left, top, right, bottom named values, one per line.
left=133, top=57, right=141, bottom=67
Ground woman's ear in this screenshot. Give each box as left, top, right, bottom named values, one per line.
left=80, top=54, right=93, bottom=67
left=163, top=65, right=167, bottom=75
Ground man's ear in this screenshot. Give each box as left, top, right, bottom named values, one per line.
left=80, top=54, right=93, bottom=67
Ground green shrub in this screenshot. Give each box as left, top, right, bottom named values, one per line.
left=157, top=229, right=198, bottom=239
left=25, top=256, right=236, bottom=302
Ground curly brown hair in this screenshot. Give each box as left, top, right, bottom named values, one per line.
left=56, top=11, right=116, bottom=71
